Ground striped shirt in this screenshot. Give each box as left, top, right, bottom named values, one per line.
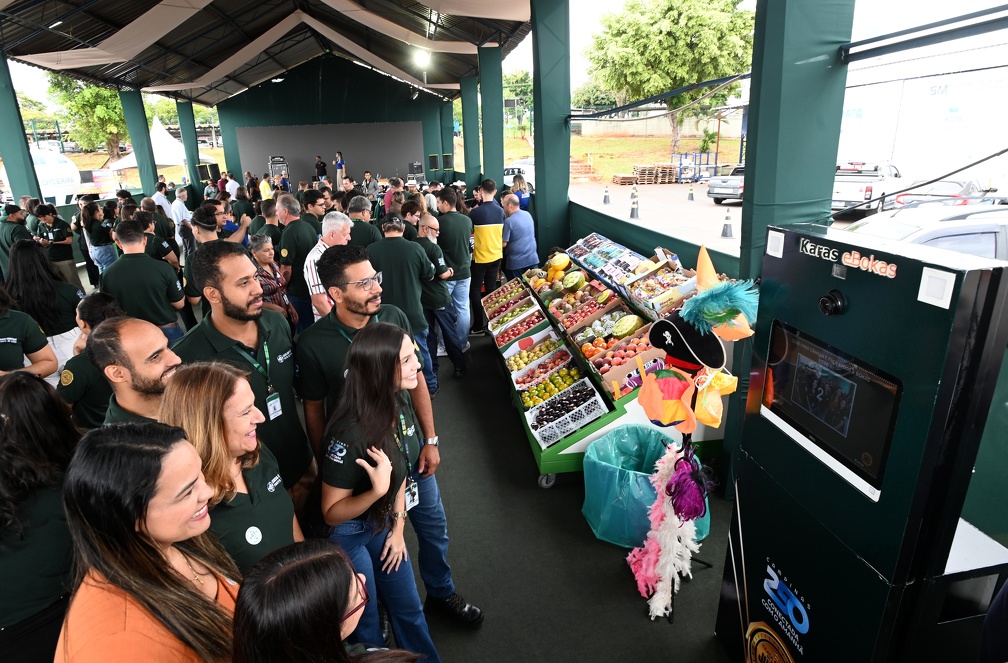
left=303, top=238, right=332, bottom=320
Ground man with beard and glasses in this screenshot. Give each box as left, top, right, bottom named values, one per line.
left=172, top=241, right=315, bottom=510
left=86, top=316, right=182, bottom=424
left=295, top=244, right=484, bottom=629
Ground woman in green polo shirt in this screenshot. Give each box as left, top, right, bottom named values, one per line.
left=56, top=293, right=122, bottom=430
left=80, top=201, right=117, bottom=273
left=5, top=240, right=84, bottom=387
left=159, top=362, right=303, bottom=573
left=0, top=372, right=80, bottom=661
left=0, top=284, right=58, bottom=379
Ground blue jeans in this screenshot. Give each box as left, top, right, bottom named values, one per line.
left=424, top=307, right=465, bottom=373
left=330, top=519, right=440, bottom=662
left=414, top=328, right=435, bottom=393
left=445, top=278, right=470, bottom=345
left=505, top=264, right=538, bottom=281
left=287, top=294, right=314, bottom=334
left=409, top=472, right=455, bottom=600
left=91, top=244, right=118, bottom=273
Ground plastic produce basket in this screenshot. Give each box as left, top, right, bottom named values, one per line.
left=526, top=378, right=608, bottom=450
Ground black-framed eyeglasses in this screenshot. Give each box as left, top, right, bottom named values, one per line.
left=337, top=271, right=382, bottom=291
left=342, top=573, right=369, bottom=623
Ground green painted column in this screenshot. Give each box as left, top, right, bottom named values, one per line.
left=119, top=89, right=158, bottom=195
left=478, top=46, right=504, bottom=187
left=722, top=0, right=857, bottom=486
left=531, top=0, right=571, bottom=259
left=0, top=54, right=41, bottom=200
left=421, top=101, right=442, bottom=184
left=460, top=75, right=481, bottom=189
left=176, top=100, right=201, bottom=188
left=440, top=101, right=455, bottom=183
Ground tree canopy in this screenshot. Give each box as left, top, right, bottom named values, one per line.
left=572, top=79, right=617, bottom=110
left=585, top=0, right=754, bottom=150
left=47, top=73, right=129, bottom=160
left=143, top=95, right=219, bottom=128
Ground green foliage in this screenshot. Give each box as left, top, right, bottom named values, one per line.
left=16, top=92, right=54, bottom=126
left=503, top=69, right=533, bottom=123
left=585, top=0, right=754, bottom=148
left=699, top=128, right=718, bottom=153
left=572, top=79, right=617, bottom=109
left=47, top=73, right=128, bottom=159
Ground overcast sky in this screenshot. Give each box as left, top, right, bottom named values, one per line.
left=7, top=0, right=1006, bottom=105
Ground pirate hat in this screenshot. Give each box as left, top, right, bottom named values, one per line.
left=649, top=313, right=726, bottom=371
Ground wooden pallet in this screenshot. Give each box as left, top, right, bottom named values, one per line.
left=612, top=174, right=637, bottom=185
left=655, top=163, right=678, bottom=184
left=633, top=164, right=657, bottom=185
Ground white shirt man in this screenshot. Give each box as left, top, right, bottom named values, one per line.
left=171, top=188, right=193, bottom=249
left=152, top=183, right=172, bottom=218
left=305, top=211, right=353, bottom=320
left=225, top=173, right=240, bottom=199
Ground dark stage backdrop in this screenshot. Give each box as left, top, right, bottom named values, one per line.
left=235, top=122, right=424, bottom=186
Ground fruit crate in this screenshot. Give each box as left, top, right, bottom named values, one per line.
left=546, top=282, right=610, bottom=324
left=481, top=279, right=527, bottom=310
left=502, top=329, right=562, bottom=366
left=485, top=289, right=533, bottom=322
left=517, top=363, right=582, bottom=411
left=495, top=310, right=548, bottom=350
left=514, top=348, right=576, bottom=393
left=526, top=378, right=610, bottom=450
left=488, top=296, right=539, bottom=335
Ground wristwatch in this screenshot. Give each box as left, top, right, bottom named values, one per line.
left=425, top=436, right=439, bottom=447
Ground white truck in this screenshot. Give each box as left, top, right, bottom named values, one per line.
left=707, top=165, right=744, bottom=204
left=831, top=161, right=903, bottom=214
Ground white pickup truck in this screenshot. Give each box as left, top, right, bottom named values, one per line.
left=832, top=161, right=903, bottom=214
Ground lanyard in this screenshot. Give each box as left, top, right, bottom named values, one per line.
left=390, top=410, right=412, bottom=471
left=335, top=313, right=380, bottom=345
left=234, top=343, right=272, bottom=393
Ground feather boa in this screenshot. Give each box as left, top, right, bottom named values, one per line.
left=626, top=441, right=701, bottom=620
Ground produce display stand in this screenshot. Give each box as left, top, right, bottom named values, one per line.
left=485, top=233, right=731, bottom=488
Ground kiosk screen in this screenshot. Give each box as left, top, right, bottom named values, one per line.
left=760, top=320, right=902, bottom=501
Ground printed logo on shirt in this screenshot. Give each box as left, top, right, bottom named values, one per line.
left=60, top=369, right=74, bottom=386
left=406, top=424, right=416, bottom=438
left=175, top=280, right=182, bottom=290
left=0, top=337, right=18, bottom=344
left=76, top=289, right=85, bottom=299
left=327, top=440, right=348, bottom=464
left=281, top=248, right=289, bottom=257
left=276, top=349, right=293, bottom=363
left=437, top=257, right=445, bottom=267
left=245, top=527, right=263, bottom=545
left=266, top=474, right=282, bottom=493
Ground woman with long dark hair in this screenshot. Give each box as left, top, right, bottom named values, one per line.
left=159, top=362, right=303, bottom=573
left=56, top=292, right=123, bottom=429
left=233, top=540, right=420, bottom=663
left=0, top=373, right=80, bottom=662
left=81, top=200, right=117, bottom=272
left=57, top=422, right=240, bottom=661
left=321, top=322, right=440, bottom=662
left=5, top=239, right=83, bottom=386
left=0, top=283, right=58, bottom=379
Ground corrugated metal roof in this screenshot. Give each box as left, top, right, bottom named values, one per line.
left=0, top=0, right=530, bottom=106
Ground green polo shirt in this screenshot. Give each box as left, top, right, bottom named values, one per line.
left=231, top=199, right=255, bottom=223
left=100, top=253, right=183, bottom=327
left=103, top=395, right=157, bottom=424
left=87, top=216, right=115, bottom=246
left=152, top=213, right=180, bottom=257
left=295, top=305, right=414, bottom=413
left=366, top=236, right=434, bottom=334
left=322, top=392, right=422, bottom=499
left=436, top=210, right=473, bottom=280
left=402, top=222, right=418, bottom=242
left=26, top=213, right=40, bottom=234
left=52, top=281, right=85, bottom=335
left=34, top=218, right=75, bottom=263
left=348, top=218, right=382, bottom=248
left=278, top=218, right=318, bottom=297
left=255, top=223, right=282, bottom=248
left=0, top=309, right=48, bottom=371
left=57, top=352, right=113, bottom=429
left=0, top=485, right=73, bottom=627
left=0, top=220, right=33, bottom=276
left=301, top=212, right=323, bottom=236
left=144, top=232, right=175, bottom=263
left=415, top=237, right=452, bottom=310
left=173, top=309, right=312, bottom=488
left=208, top=446, right=294, bottom=574
left=249, top=215, right=266, bottom=235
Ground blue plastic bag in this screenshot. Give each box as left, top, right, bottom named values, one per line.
left=582, top=424, right=710, bottom=548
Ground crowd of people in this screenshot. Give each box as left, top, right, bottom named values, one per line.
left=0, top=160, right=538, bottom=661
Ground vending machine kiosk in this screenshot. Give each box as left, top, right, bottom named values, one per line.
left=716, top=224, right=1008, bottom=662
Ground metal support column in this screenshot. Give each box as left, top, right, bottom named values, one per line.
left=119, top=89, right=158, bottom=195
left=0, top=54, right=41, bottom=200
left=176, top=100, right=202, bottom=189
left=460, top=75, right=481, bottom=189
left=440, top=100, right=455, bottom=183
left=478, top=45, right=504, bottom=188
left=531, top=0, right=572, bottom=258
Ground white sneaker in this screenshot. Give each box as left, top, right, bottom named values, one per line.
left=463, top=342, right=471, bottom=352
left=437, top=344, right=448, bottom=357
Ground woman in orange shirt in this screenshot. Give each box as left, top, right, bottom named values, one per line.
left=57, top=421, right=240, bottom=662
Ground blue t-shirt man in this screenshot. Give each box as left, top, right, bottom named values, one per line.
left=502, top=200, right=538, bottom=279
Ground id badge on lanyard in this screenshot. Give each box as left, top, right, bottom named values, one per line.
left=395, top=411, right=418, bottom=511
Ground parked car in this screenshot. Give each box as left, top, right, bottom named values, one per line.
left=707, top=165, right=744, bottom=204
left=892, top=179, right=986, bottom=207
left=832, top=161, right=903, bottom=214
left=197, top=139, right=213, bottom=149
left=503, top=160, right=535, bottom=191
left=844, top=206, right=1008, bottom=259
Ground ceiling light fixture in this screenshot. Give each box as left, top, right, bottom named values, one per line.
left=49, top=20, right=63, bottom=29
left=271, top=78, right=285, bottom=83
left=412, top=89, right=419, bottom=100
left=414, top=49, right=431, bottom=69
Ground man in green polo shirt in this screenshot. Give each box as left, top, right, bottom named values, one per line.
left=99, top=218, right=185, bottom=344
left=278, top=193, right=319, bottom=333
left=172, top=241, right=315, bottom=509
left=435, top=187, right=474, bottom=347
left=0, top=204, right=31, bottom=280
left=294, top=244, right=483, bottom=628
left=346, top=194, right=382, bottom=248
left=86, top=316, right=182, bottom=424
left=368, top=214, right=436, bottom=393
left=416, top=214, right=466, bottom=379
left=33, top=203, right=83, bottom=288
left=135, top=210, right=180, bottom=271
left=299, top=189, right=325, bottom=236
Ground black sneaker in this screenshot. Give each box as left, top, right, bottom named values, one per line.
left=425, top=592, right=484, bottom=628
left=378, top=602, right=393, bottom=647
left=469, top=328, right=486, bottom=337
left=453, top=367, right=466, bottom=378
